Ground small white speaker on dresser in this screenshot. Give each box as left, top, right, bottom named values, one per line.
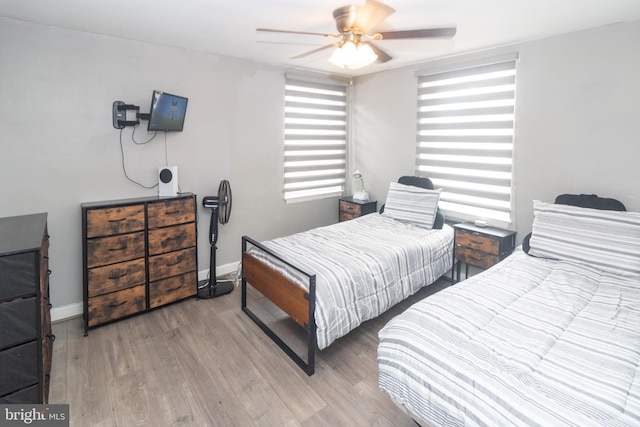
left=158, top=166, right=179, bottom=197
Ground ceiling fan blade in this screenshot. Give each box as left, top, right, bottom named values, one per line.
left=353, top=0, right=395, bottom=34
left=256, top=28, right=340, bottom=38
left=366, top=41, right=392, bottom=63
left=291, top=43, right=339, bottom=59
left=375, top=27, right=457, bottom=40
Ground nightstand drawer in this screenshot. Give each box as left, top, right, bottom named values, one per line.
left=453, top=223, right=516, bottom=282
left=339, top=198, right=377, bottom=222
left=455, top=230, right=499, bottom=255
left=339, top=212, right=357, bottom=222
left=339, top=200, right=362, bottom=216
left=455, top=247, right=499, bottom=269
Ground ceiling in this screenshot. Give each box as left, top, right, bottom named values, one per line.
left=2, top=0, right=640, bottom=77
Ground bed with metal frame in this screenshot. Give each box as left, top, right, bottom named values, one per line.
left=241, top=176, right=454, bottom=375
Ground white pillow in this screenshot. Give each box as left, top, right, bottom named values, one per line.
left=382, top=182, right=441, bottom=229
left=528, top=200, right=640, bottom=276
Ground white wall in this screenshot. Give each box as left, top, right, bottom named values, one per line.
left=3, top=16, right=640, bottom=318
left=0, top=18, right=337, bottom=314
left=353, top=19, right=640, bottom=241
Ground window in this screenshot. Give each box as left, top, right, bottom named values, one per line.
left=283, top=77, right=348, bottom=203
left=416, top=56, right=517, bottom=225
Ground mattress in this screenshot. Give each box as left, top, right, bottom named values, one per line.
left=378, top=249, right=640, bottom=427
left=247, top=213, right=454, bottom=349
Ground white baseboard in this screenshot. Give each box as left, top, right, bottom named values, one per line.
left=51, top=261, right=241, bottom=323
left=52, top=302, right=83, bottom=323
left=198, top=261, right=239, bottom=282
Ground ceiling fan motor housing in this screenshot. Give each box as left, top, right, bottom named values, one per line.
left=333, top=5, right=361, bottom=33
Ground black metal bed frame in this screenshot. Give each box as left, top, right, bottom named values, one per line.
left=240, top=176, right=450, bottom=376
left=241, top=236, right=317, bottom=376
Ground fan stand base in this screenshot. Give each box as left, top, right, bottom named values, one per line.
left=197, top=279, right=234, bottom=299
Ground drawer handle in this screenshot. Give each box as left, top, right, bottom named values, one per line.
left=108, top=272, right=128, bottom=280
left=109, top=246, right=127, bottom=251
left=109, top=300, right=127, bottom=308
left=108, top=218, right=127, bottom=223
left=165, top=210, right=180, bottom=215
left=470, top=239, right=484, bottom=245
left=167, top=285, right=182, bottom=292
left=165, top=260, right=181, bottom=267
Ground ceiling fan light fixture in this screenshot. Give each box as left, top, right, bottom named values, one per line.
left=329, top=41, right=378, bottom=69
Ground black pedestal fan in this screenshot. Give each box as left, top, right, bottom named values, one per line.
left=197, top=180, right=234, bottom=299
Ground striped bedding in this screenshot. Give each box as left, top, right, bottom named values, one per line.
left=247, top=213, right=454, bottom=350
left=378, top=248, right=640, bottom=427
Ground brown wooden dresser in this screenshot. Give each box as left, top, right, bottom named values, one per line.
left=82, top=194, right=197, bottom=334
left=0, top=213, right=53, bottom=403
left=453, top=222, right=516, bottom=282
left=339, top=197, right=377, bottom=222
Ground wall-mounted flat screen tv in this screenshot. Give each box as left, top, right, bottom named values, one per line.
left=147, top=90, right=188, bottom=132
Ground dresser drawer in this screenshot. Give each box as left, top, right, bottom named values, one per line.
left=148, top=248, right=197, bottom=282
left=148, top=223, right=196, bottom=256
left=87, top=285, right=146, bottom=327
left=0, top=297, right=37, bottom=349
left=339, top=200, right=362, bottom=216
left=86, top=232, right=145, bottom=268
left=87, top=258, right=146, bottom=296
left=147, top=198, right=195, bottom=229
left=86, top=205, right=145, bottom=238
left=0, top=340, right=39, bottom=396
left=149, top=271, right=197, bottom=308
left=0, top=252, right=38, bottom=300
left=0, top=384, right=39, bottom=404
left=455, top=230, right=499, bottom=255
left=455, top=247, right=499, bottom=269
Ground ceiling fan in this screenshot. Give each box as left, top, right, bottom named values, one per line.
left=257, top=0, right=456, bottom=69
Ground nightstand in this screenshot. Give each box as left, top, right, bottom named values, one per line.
left=339, top=197, right=377, bottom=222
left=453, top=223, right=516, bottom=282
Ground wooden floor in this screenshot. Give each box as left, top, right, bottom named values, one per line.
left=49, top=277, right=451, bottom=426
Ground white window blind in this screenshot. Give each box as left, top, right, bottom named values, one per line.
left=416, top=58, right=517, bottom=224
left=284, top=78, right=348, bottom=203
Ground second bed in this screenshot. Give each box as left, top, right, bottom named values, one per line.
left=241, top=176, right=454, bottom=374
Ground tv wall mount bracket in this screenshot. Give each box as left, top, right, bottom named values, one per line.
left=112, top=101, right=150, bottom=129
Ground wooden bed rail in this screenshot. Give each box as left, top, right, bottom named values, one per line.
left=241, top=236, right=317, bottom=376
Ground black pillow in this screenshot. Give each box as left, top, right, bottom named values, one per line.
left=522, top=194, right=626, bottom=254
left=554, top=193, right=626, bottom=211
